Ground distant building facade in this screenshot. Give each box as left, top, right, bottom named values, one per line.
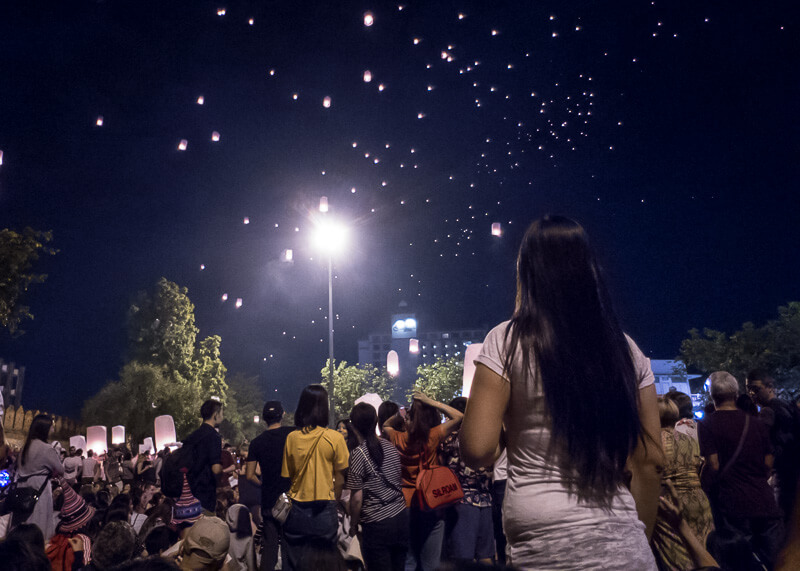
left=357, top=303, right=487, bottom=400
left=650, top=359, right=692, bottom=395
left=0, top=358, right=25, bottom=409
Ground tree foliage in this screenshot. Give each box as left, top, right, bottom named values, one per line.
left=680, top=302, right=800, bottom=397
left=84, top=278, right=229, bottom=442
left=321, top=360, right=393, bottom=421
left=0, top=227, right=56, bottom=335
left=219, top=372, right=265, bottom=445
left=411, top=357, right=464, bottom=403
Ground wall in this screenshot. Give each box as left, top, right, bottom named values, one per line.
left=1, top=404, right=83, bottom=449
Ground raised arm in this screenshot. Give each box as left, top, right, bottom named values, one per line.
left=413, top=392, right=464, bottom=436
left=460, top=364, right=510, bottom=469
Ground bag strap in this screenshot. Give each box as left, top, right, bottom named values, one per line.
left=289, top=428, right=326, bottom=496
left=718, top=414, right=750, bottom=480
left=357, top=446, right=402, bottom=496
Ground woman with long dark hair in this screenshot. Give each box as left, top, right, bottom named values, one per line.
left=16, top=414, right=63, bottom=540
left=280, top=384, right=349, bottom=571
left=460, top=216, right=664, bottom=569
left=347, top=402, right=408, bottom=571
left=384, top=392, right=463, bottom=571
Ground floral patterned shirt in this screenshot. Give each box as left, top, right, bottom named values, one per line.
left=439, top=431, right=492, bottom=507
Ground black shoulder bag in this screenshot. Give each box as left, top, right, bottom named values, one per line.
left=8, top=470, right=51, bottom=522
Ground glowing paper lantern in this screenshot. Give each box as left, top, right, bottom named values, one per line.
left=86, top=426, right=108, bottom=456
left=95, top=116, right=104, bottom=126
left=491, top=222, right=502, bottom=236
left=243, top=217, right=250, bottom=224
left=319, top=196, right=329, bottom=212
left=197, top=95, right=204, bottom=104
left=363, top=70, right=372, bottom=83
left=363, top=12, right=374, bottom=26
left=221, top=293, right=228, bottom=301
left=323, top=96, right=332, bottom=108
left=248, top=18, right=254, bottom=25
left=154, top=415, right=177, bottom=451
left=282, top=249, right=293, bottom=262
left=111, top=426, right=125, bottom=445
left=387, top=350, right=399, bottom=376
left=217, top=8, right=226, bottom=16
left=178, top=139, right=188, bottom=151
left=70, top=435, right=87, bottom=456
left=211, top=131, right=220, bottom=142
left=140, top=437, right=155, bottom=455
left=235, top=298, right=243, bottom=308
left=378, top=84, right=385, bottom=91
left=254, top=415, right=260, bottom=423
left=409, top=338, right=419, bottom=353
left=462, top=343, right=484, bottom=397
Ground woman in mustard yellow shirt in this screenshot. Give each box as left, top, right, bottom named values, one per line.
left=280, top=384, right=349, bottom=570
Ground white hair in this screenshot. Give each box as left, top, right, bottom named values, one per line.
left=709, top=371, right=739, bottom=404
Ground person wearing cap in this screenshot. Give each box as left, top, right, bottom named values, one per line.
left=246, top=400, right=294, bottom=571
left=164, top=515, right=231, bottom=570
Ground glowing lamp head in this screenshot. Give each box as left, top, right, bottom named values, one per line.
left=491, top=222, right=502, bottom=236
left=409, top=338, right=419, bottom=353
left=319, top=196, right=329, bottom=212
left=312, top=220, right=348, bottom=254
left=387, top=350, right=399, bottom=376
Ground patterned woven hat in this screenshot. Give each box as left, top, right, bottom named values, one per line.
left=59, top=480, right=96, bottom=533
left=171, top=470, right=203, bottom=526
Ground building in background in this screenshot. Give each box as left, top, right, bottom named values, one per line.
left=0, top=358, right=25, bottom=409
left=358, top=302, right=487, bottom=400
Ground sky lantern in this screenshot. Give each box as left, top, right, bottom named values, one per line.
left=141, top=437, right=155, bottom=455
left=248, top=18, right=254, bottom=25
left=211, top=131, right=220, bottom=142
left=363, top=70, right=372, bottom=82
left=95, top=115, right=103, bottom=126
left=70, top=435, right=87, bottom=456
left=462, top=342, right=484, bottom=397
left=323, top=96, right=332, bottom=108
left=243, top=217, right=250, bottom=224
left=387, top=350, right=399, bottom=376
left=196, top=95, right=204, bottom=105
left=217, top=8, right=226, bottom=16
left=154, top=415, right=177, bottom=451
left=319, top=196, right=329, bottom=212
left=378, top=83, right=385, bottom=91
left=86, top=425, right=108, bottom=456
left=221, top=293, right=228, bottom=302
left=355, top=393, right=383, bottom=434
left=0, top=150, right=3, bottom=165
left=363, top=12, right=374, bottom=26
left=235, top=298, right=243, bottom=308
left=491, top=222, right=502, bottom=236
left=178, top=139, right=188, bottom=151
left=111, top=425, right=125, bottom=445
left=282, top=249, right=293, bottom=262
left=409, top=338, right=419, bottom=353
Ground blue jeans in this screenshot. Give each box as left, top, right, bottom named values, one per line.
left=408, top=507, right=445, bottom=571
left=281, top=500, right=338, bottom=571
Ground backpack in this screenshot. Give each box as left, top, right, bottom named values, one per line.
left=160, top=442, right=195, bottom=498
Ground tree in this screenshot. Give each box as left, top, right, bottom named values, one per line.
left=83, top=278, right=229, bottom=442
left=680, top=302, right=800, bottom=398
left=0, top=227, right=55, bottom=335
left=411, top=357, right=464, bottom=403
left=321, top=360, right=393, bottom=421
left=219, top=372, right=265, bottom=445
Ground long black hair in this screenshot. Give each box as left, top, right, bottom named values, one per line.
left=22, top=414, right=53, bottom=466
left=294, top=384, right=329, bottom=429
left=503, top=216, right=641, bottom=505
left=350, top=403, right=384, bottom=467
left=405, top=400, right=440, bottom=455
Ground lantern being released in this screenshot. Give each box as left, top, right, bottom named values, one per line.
left=319, top=196, right=329, bottom=212
left=154, top=415, right=177, bottom=451
left=491, top=222, right=502, bottom=236
left=178, top=139, right=188, bottom=151
left=70, top=435, right=87, bottom=457
left=142, top=437, right=155, bottom=455
left=462, top=343, right=484, bottom=397
left=86, top=426, right=108, bottom=456
left=387, top=350, right=400, bottom=376
left=409, top=338, right=419, bottom=353
left=111, top=425, right=125, bottom=445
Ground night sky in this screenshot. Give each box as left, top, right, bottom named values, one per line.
left=1, top=1, right=797, bottom=418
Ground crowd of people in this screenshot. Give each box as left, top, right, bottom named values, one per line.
left=1, top=216, right=800, bottom=571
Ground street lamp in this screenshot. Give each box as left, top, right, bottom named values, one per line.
left=312, top=218, right=348, bottom=427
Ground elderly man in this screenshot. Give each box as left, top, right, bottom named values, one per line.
left=746, top=369, right=800, bottom=523
left=698, top=371, right=783, bottom=569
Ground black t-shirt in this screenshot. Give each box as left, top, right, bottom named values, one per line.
left=698, top=409, right=780, bottom=518
left=183, top=423, right=222, bottom=511
left=248, top=426, right=294, bottom=510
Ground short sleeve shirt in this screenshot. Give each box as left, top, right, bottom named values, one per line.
left=249, top=426, right=294, bottom=510
left=183, top=423, right=222, bottom=511
left=345, top=440, right=406, bottom=523
left=439, top=431, right=492, bottom=507
left=281, top=426, right=349, bottom=502
left=387, top=425, right=446, bottom=507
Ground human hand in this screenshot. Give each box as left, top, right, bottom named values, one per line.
left=658, top=479, right=684, bottom=529
left=67, top=536, right=84, bottom=552
left=348, top=522, right=358, bottom=537
left=412, top=391, right=432, bottom=404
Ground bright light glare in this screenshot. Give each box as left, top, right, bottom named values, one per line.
left=313, top=220, right=348, bottom=253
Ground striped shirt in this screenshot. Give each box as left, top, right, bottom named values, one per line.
left=345, top=440, right=406, bottom=523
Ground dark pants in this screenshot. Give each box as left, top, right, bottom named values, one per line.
left=491, top=479, right=507, bottom=565
left=281, top=500, right=338, bottom=571
left=260, top=515, right=281, bottom=571
left=362, top=508, right=409, bottom=571
left=409, top=506, right=445, bottom=571
left=716, top=512, right=784, bottom=570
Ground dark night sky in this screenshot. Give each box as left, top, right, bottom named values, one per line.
left=1, top=0, right=798, bottom=418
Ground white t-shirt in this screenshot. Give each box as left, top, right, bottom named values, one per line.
left=474, top=320, right=656, bottom=570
